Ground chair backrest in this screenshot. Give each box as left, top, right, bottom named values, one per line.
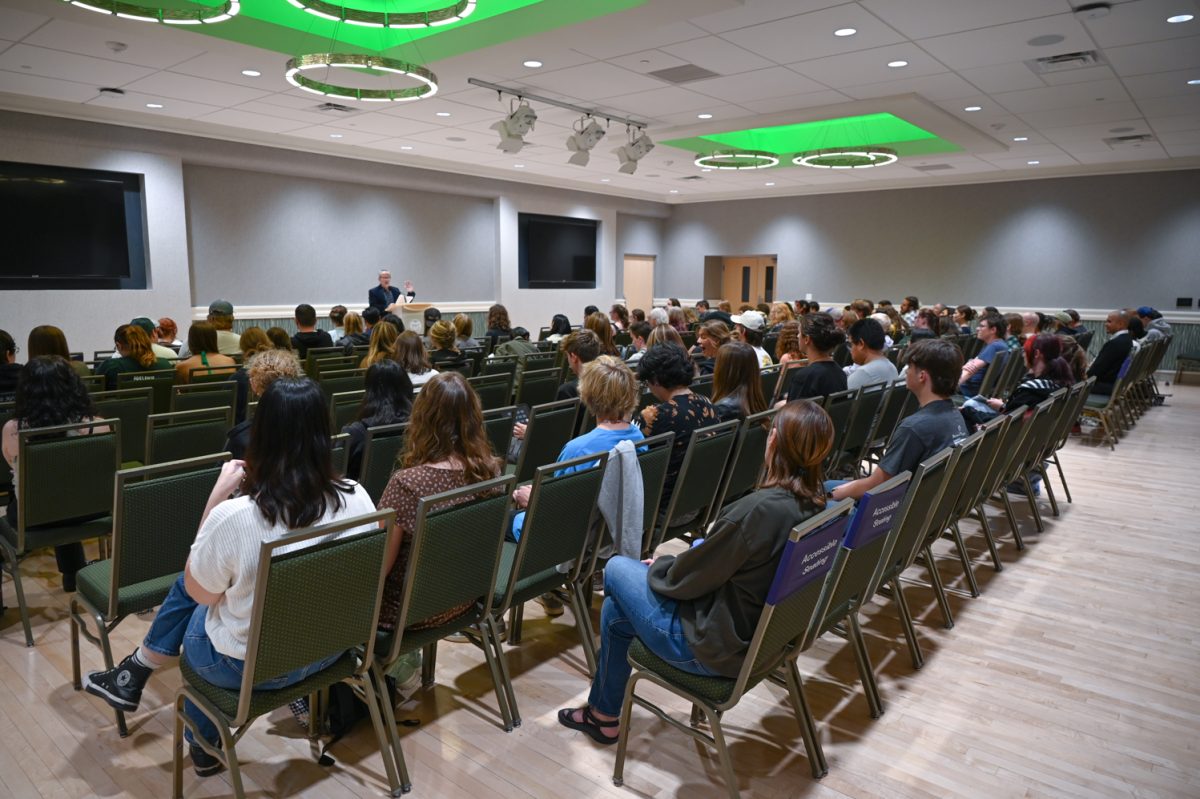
left=1020, top=395, right=1065, bottom=470
left=921, top=430, right=984, bottom=548
left=496, top=453, right=608, bottom=612
left=107, top=454, right=228, bottom=617
left=235, top=509, right=395, bottom=726
left=91, top=387, right=153, bottom=464
left=117, top=368, right=175, bottom=413
left=521, top=352, right=557, bottom=372
left=190, top=369, right=240, bottom=386
left=999, top=399, right=1055, bottom=484
left=172, top=382, right=236, bottom=415
left=948, top=414, right=1009, bottom=522
left=15, top=420, right=120, bottom=543
left=1052, top=377, right=1094, bottom=450
left=652, top=419, right=740, bottom=551
left=975, top=349, right=1008, bottom=398
left=999, top=346, right=1029, bottom=397
left=383, top=476, right=516, bottom=666
left=145, top=407, right=231, bottom=465
left=80, top=374, right=106, bottom=392
left=711, top=407, right=778, bottom=519
left=329, top=432, right=349, bottom=476
left=1076, top=329, right=1094, bottom=351
left=821, top=387, right=861, bottom=467
left=359, top=422, right=409, bottom=502
left=810, top=472, right=913, bottom=645
left=772, top=361, right=805, bottom=404
left=831, top=342, right=852, bottom=367
left=834, top=383, right=890, bottom=473
left=439, top=360, right=474, bottom=379
left=482, top=356, right=519, bottom=380
left=514, top=398, right=580, bottom=483
left=633, top=432, right=675, bottom=543
left=482, top=405, right=517, bottom=458
left=515, top=367, right=561, bottom=407
left=731, top=501, right=855, bottom=699
left=690, top=375, right=715, bottom=399
left=759, top=363, right=782, bottom=401
left=873, top=446, right=956, bottom=587
left=329, top=390, right=366, bottom=431
left=469, top=372, right=513, bottom=411
left=310, top=353, right=357, bottom=378
left=869, top=384, right=909, bottom=447
left=318, top=369, right=367, bottom=403
left=762, top=333, right=779, bottom=361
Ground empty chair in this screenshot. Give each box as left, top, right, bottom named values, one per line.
left=514, top=367, right=561, bottom=407
left=145, top=407, right=231, bottom=465
left=482, top=405, right=517, bottom=459
left=513, top=398, right=580, bottom=483
left=358, top=422, right=409, bottom=501
left=469, top=372, right=513, bottom=411
left=91, top=387, right=153, bottom=466
left=171, top=382, right=236, bottom=415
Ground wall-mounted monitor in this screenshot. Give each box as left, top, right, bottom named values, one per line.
left=0, top=160, right=148, bottom=290
left=518, top=213, right=597, bottom=289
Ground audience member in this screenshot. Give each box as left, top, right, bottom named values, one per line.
left=909, top=308, right=938, bottom=341
left=667, top=307, right=688, bottom=334
left=558, top=399, right=832, bottom=745
left=337, top=312, right=364, bottom=347
left=130, top=317, right=178, bottom=362
left=153, top=318, right=181, bottom=349
left=341, top=360, right=414, bottom=480
left=180, top=301, right=240, bottom=358
left=546, top=314, right=572, bottom=344
left=954, top=305, right=976, bottom=334
left=783, top=313, right=847, bottom=402
left=340, top=308, right=375, bottom=351
left=485, top=304, right=513, bottom=345
left=96, top=325, right=173, bottom=390
left=630, top=308, right=646, bottom=324
left=1087, top=311, right=1132, bottom=395
left=174, top=323, right=237, bottom=384
left=831, top=339, right=967, bottom=502
left=1053, top=311, right=1081, bottom=337
left=961, top=333, right=1075, bottom=429
left=1127, top=316, right=1146, bottom=349
left=625, top=321, right=651, bottom=365
left=453, top=313, right=480, bottom=349
left=1137, top=306, right=1171, bottom=343
left=609, top=305, right=629, bottom=332
left=767, top=302, right=794, bottom=333
left=959, top=312, right=1008, bottom=397
left=328, top=305, right=347, bottom=342
left=775, top=321, right=803, bottom=365
left=901, top=296, right=920, bottom=326
left=1020, top=312, right=1040, bottom=339
left=420, top=308, right=442, bottom=346
left=290, top=304, right=334, bottom=359
left=694, top=320, right=730, bottom=376
left=847, top=318, right=899, bottom=390
left=711, top=342, right=767, bottom=423
left=265, top=327, right=293, bottom=351
left=585, top=313, right=621, bottom=356
left=3, top=356, right=105, bottom=592
left=229, top=328, right=272, bottom=424
left=648, top=307, right=669, bottom=326
left=555, top=329, right=601, bottom=401
left=699, top=301, right=733, bottom=325
left=224, top=349, right=303, bottom=459
left=361, top=323, right=399, bottom=369
left=730, top=310, right=772, bottom=368
left=1002, top=313, right=1025, bottom=350
left=27, top=325, right=89, bottom=378
left=427, top=321, right=467, bottom=371
left=396, top=331, right=437, bottom=389
left=492, top=326, right=538, bottom=360
left=667, top=298, right=681, bottom=308
left=84, top=377, right=377, bottom=779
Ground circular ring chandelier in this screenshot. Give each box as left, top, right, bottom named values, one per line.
left=693, top=150, right=779, bottom=170
left=285, top=54, right=439, bottom=102
left=61, top=0, right=239, bottom=24
left=793, top=147, right=898, bottom=169
left=284, top=0, right=476, bottom=28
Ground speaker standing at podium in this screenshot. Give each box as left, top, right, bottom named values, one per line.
left=368, top=271, right=416, bottom=314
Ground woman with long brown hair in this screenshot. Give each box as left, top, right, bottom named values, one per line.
left=376, top=372, right=502, bottom=631
left=585, top=312, right=620, bottom=356
left=96, top=324, right=172, bottom=390
left=485, top=303, right=512, bottom=346
left=694, top=320, right=730, bottom=376
left=27, top=325, right=89, bottom=377
left=775, top=320, right=803, bottom=365
left=174, top=322, right=237, bottom=384
left=396, top=330, right=436, bottom=389
left=361, top=321, right=399, bottom=369
left=559, top=399, right=833, bottom=744
left=711, top=341, right=767, bottom=422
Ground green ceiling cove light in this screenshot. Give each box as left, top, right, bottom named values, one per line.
left=694, top=150, right=778, bottom=170
left=61, top=0, right=238, bottom=24
left=284, top=0, right=475, bottom=28
left=664, top=112, right=961, bottom=171
left=285, top=53, right=438, bottom=101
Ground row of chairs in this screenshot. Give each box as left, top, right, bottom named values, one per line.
left=1081, top=336, right=1170, bottom=449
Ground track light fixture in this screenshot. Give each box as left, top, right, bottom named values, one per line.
left=492, top=98, right=537, bottom=154
left=566, top=116, right=607, bottom=166
left=615, top=127, right=654, bottom=175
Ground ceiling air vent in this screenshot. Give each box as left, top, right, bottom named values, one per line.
left=912, top=163, right=953, bottom=172
left=313, top=102, right=357, bottom=113
left=648, top=64, right=721, bottom=84
left=1103, top=133, right=1156, bottom=150
left=1025, top=50, right=1106, bottom=74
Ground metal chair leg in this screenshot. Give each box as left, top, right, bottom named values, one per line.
left=700, top=701, right=741, bottom=799
left=485, top=615, right=520, bottom=728
left=847, top=614, right=883, bottom=719
left=783, top=663, right=828, bottom=779
left=948, top=522, right=980, bottom=597
left=923, top=545, right=955, bottom=629
left=999, top=492, right=1026, bottom=550
left=421, top=642, right=437, bottom=688
left=1037, top=463, right=1059, bottom=517
left=172, top=695, right=186, bottom=799
left=370, top=666, right=412, bottom=793
left=974, top=505, right=1003, bottom=572
left=612, top=673, right=641, bottom=787
left=1051, top=453, right=1072, bottom=504
left=359, top=673, right=403, bottom=796
left=0, top=539, right=34, bottom=647
left=1021, top=474, right=1044, bottom=533
left=566, top=584, right=597, bottom=677
left=891, top=578, right=924, bottom=669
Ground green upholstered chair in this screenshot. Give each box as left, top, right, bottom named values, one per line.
left=481, top=405, right=517, bottom=459
left=644, top=419, right=740, bottom=556
left=91, top=387, right=153, bottom=466
left=171, top=382, right=236, bottom=414
left=117, top=368, right=175, bottom=413
left=359, top=422, right=409, bottom=502
left=830, top=383, right=891, bottom=479
left=469, top=373, right=514, bottom=411
left=172, top=509, right=398, bottom=799
left=514, top=367, right=561, bottom=408
left=145, top=407, right=231, bottom=466
left=512, top=398, right=580, bottom=483
left=329, top=390, right=366, bottom=432
left=70, top=453, right=228, bottom=736
left=707, top=408, right=777, bottom=525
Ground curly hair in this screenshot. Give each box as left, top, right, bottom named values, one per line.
left=400, top=371, right=500, bottom=485
left=487, top=304, right=512, bottom=333
left=760, top=399, right=831, bottom=507
left=768, top=302, right=795, bottom=327
left=247, top=348, right=302, bottom=396
left=114, top=324, right=156, bottom=368
left=800, top=312, right=845, bottom=353
left=776, top=321, right=802, bottom=359
left=637, top=343, right=694, bottom=390
left=14, top=356, right=96, bottom=429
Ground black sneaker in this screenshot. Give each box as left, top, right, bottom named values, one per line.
left=83, top=652, right=152, bottom=712
left=190, top=743, right=223, bottom=777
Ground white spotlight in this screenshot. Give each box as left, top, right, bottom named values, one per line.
left=615, top=128, right=654, bottom=175
left=491, top=100, right=537, bottom=153
left=566, top=117, right=606, bottom=166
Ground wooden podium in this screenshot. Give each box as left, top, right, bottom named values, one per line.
left=399, top=303, right=433, bottom=334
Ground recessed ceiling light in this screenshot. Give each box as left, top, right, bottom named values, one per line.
left=1189, top=78, right=1200, bottom=85
left=513, top=163, right=525, bottom=168
left=523, top=60, right=543, bottom=68
left=765, top=182, right=775, bottom=186
left=834, top=27, right=857, bottom=36
left=241, top=69, right=261, bottom=77
left=669, top=189, right=679, bottom=194
left=600, top=178, right=611, bottom=182
left=400, top=145, right=414, bottom=150
left=329, top=133, right=343, bottom=138
left=697, top=113, right=713, bottom=119
left=887, top=60, right=908, bottom=68
left=435, top=111, right=451, bottom=117
left=701, top=168, right=713, bottom=172
left=145, top=103, right=163, bottom=109
left=1013, top=136, right=1029, bottom=141
left=964, top=105, right=982, bottom=112
left=1167, top=14, right=1194, bottom=23
left=1027, top=160, right=1040, bottom=165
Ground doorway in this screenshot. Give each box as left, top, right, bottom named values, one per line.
left=715, top=254, right=777, bottom=307
left=623, top=255, right=655, bottom=311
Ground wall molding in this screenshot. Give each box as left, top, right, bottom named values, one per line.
left=190, top=301, right=495, bottom=320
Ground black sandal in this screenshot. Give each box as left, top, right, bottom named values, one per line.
left=557, top=705, right=620, bottom=746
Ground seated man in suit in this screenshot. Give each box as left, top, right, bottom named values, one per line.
left=368, top=270, right=415, bottom=313
left=1087, top=310, right=1133, bottom=395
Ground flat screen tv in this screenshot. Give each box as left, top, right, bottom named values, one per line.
left=0, top=160, right=148, bottom=290
left=518, top=213, right=597, bottom=289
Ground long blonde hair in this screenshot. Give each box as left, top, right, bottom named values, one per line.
left=361, top=322, right=399, bottom=368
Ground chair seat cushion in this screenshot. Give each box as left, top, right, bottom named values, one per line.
left=2, top=516, right=111, bottom=553
left=1084, top=395, right=1110, bottom=407
left=374, top=607, right=482, bottom=672
left=491, top=540, right=564, bottom=609
left=628, top=638, right=736, bottom=705
left=180, top=650, right=357, bottom=720
left=76, top=560, right=180, bottom=618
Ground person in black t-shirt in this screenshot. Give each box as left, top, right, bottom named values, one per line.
left=290, top=303, right=333, bottom=359
left=782, top=312, right=847, bottom=403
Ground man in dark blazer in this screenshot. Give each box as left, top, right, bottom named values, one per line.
left=1087, top=310, right=1133, bottom=395
left=368, top=271, right=415, bottom=313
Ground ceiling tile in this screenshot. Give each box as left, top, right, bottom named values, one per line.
left=660, top=36, right=775, bottom=76
left=121, top=71, right=270, bottom=106
left=684, top=66, right=829, bottom=103
left=320, top=111, right=443, bottom=137
left=0, top=6, right=50, bottom=40
left=571, top=21, right=710, bottom=60
left=0, top=41, right=12, bottom=57
left=606, top=49, right=689, bottom=75
left=166, top=51, right=292, bottom=92
left=469, top=46, right=598, bottom=81
left=720, top=5, right=907, bottom=65
left=1104, top=36, right=1200, bottom=77
left=650, top=102, right=752, bottom=126
left=23, top=18, right=205, bottom=69
left=0, top=69, right=98, bottom=102
left=860, top=0, right=1069, bottom=40
left=691, top=1, right=846, bottom=35
left=915, top=14, right=1094, bottom=71
left=992, top=78, right=1131, bottom=114
left=737, top=89, right=853, bottom=114
left=1162, top=140, right=1200, bottom=157
left=1123, top=69, right=1200, bottom=100
left=1039, top=118, right=1155, bottom=145
left=1072, top=144, right=1170, bottom=163
left=1137, top=93, right=1200, bottom=118
left=226, top=100, right=336, bottom=127
left=1038, top=64, right=1117, bottom=86
left=1156, top=127, right=1200, bottom=145
left=520, top=61, right=664, bottom=100
left=87, top=89, right=220, bottom=119
left=595, top=86, right=713, bottom=118
left=194, top=108, right=309, bottom=134
left=841, top=72, right=980, bottom=101
left=788, top=42, right=949, bottom=88
left=957, top=62, right=1046, bottom=94
left=1081, top=0, right=1200, bottom=48
left=0, top=43, right=154, bottom=86
left=1147, top=112, right=1200, bottom=134
left=284, top=125, right=389, bottom=146
left=377, top=98, right=499, bottom=126
left=1017, top=100, right=1144, bottom=129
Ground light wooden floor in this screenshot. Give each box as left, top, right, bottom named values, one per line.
left=2, top=385, right=1198, bottom=799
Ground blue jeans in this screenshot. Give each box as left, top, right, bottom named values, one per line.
left=587, top=556, right=716, bottom=717
left=144, top=575, right=342, bottom=745
left=824, top=479, right=847, bottom=496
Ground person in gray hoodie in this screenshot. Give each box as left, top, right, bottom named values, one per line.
left=1136, top=306, right=1172, bottom=343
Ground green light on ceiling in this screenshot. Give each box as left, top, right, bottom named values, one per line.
left=663, top=113, right=961, bottom=166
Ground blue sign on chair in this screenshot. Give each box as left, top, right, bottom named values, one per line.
left=766, top=513, right=851, bottom=605
left=842, top=481, right=910, bottom=550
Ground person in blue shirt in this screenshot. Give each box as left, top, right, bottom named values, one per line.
left=959, top=311, right=1009, bottom=397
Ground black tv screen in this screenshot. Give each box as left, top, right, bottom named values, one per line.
left=518, top=213, right=598, bottom=289
left=0, top=160, right=147, bottom=290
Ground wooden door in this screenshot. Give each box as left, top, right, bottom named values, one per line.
left=623, top=255, right=655, bottom=311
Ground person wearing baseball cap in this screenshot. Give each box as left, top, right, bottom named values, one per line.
left=1053, top=311, right=1082, bottom=338
left=1136, top=306, right=1172, bottom=343
left=180, top=300, right=241, bottom=358
left=130, top=317, right=179, bottom=361
left=730, top=309, right=772, bottom=369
